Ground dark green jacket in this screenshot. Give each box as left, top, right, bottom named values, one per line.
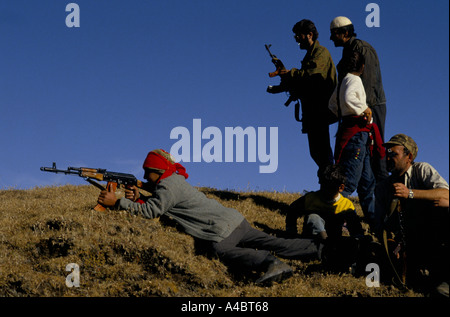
left=337, top=37, right=386, bottom=108
left=286, top=40, right=337, bottom=132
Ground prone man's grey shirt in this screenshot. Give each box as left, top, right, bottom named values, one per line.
left=118, top=174, right=244, bottom=242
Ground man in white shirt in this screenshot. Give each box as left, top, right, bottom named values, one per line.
left=375, top=133, right=449, bottom=297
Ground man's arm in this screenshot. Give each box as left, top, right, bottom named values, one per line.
left=392, top=182, right=449, bottom=204
left=98, top=181, right=176, bottom=219
left=285, top=196, right=306, bottom=236
left=289, top=46, right=329, bottom=80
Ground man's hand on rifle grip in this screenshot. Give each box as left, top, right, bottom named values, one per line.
left=97, top=183, right=118, bottom=207
left=125, top=185, right=140, bottom=202
left=278, top=68, right=289, bottom=76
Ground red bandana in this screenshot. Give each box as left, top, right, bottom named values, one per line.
left=142, top=149, right=188, bottom=183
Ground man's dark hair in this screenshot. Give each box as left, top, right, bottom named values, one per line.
left=318, top=164, right=346, bottom=189
left=292, top=19, right=319, bottom=41
left=343, top=51, right=365, bottom=73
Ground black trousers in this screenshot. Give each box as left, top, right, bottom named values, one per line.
left=211, top=220, right=320, bottom=270
left=306, top=125, right=334, bottom=172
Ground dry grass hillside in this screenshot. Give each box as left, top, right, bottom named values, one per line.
left=0, top=184, right=423, bottom=297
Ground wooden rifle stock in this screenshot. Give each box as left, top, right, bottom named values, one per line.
left=94, top=182, right=118, bottom=212
left=269, top=70, right=279, bottom=78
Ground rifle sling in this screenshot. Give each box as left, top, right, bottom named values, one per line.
left=382, top=198, right=407, bottom=288
left=382, top=230, right=407, bottom=288
left=294, top=101, right=301, bottom=122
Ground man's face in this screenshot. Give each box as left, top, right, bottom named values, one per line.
left=143, top=169, right=162, bottom=191
left=319, top=183, right=345, bottom=201
left=330, top=29, right=346, bottom=47
left=294, top=33, right=311, bottom=50
left=386, top=145, right=412, bottom=176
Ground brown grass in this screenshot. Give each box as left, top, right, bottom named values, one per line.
left=0, top=185, right=422, bottom=297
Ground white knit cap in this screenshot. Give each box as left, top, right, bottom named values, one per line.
left=330, top=16, right=353, bottom=29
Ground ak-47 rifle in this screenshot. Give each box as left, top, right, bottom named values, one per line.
left=40, top=162, right=144, bottom=211
left=382, top=198, right=408, bottom=289
left=265, top=44, right=286, bottom=78
left=265, top=44, right=301, bottom=120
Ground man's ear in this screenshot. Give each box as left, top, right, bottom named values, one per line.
left=338, top=184, right=345, bottom=193
left=344, top=30, right=350, bottom=39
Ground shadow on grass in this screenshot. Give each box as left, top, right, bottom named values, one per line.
left=201, top=188, right=291, bottom=215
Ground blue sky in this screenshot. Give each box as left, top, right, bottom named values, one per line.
left=0, top=0, right=448, bottom=193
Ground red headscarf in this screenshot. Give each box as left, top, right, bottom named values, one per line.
left=142, top=149, right=188, bottom=183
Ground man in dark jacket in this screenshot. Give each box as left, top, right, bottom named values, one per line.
left=330, top=16, right=388, bottom=182
left=268, top=19, right=337, bottom=173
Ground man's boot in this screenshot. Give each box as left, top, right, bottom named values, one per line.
left=255, top=255, right=293, bottom=286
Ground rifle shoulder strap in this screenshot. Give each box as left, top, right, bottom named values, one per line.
left=294, top=101, right=301, bottom=122
left=382, top=198, right=408, bottom=289
left=382, top=229, right=407, bottom=289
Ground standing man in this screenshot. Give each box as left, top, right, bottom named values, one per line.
left=329, top=16, right=388, bottom=181
left=374, top=134, right=449, bottom=296
left=268, top=19, right=337, bottom=173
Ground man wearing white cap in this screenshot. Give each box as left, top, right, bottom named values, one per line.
left=330, top=16, right=388, bottom=182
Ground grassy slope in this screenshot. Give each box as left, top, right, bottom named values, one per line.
left=0, top=185, right=421, bottom=297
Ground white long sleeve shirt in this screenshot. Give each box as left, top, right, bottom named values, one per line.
left=329, top=73, right=370, bottom=119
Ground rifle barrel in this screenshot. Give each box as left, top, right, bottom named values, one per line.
left=40, top=166, right=80, bottom=175
left=40, top=163, right=144, bottom=189
left=265, top=44, right=275, bottom=59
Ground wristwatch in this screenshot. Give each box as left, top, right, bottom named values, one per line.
left=408, top=189, right=414, bottom=199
